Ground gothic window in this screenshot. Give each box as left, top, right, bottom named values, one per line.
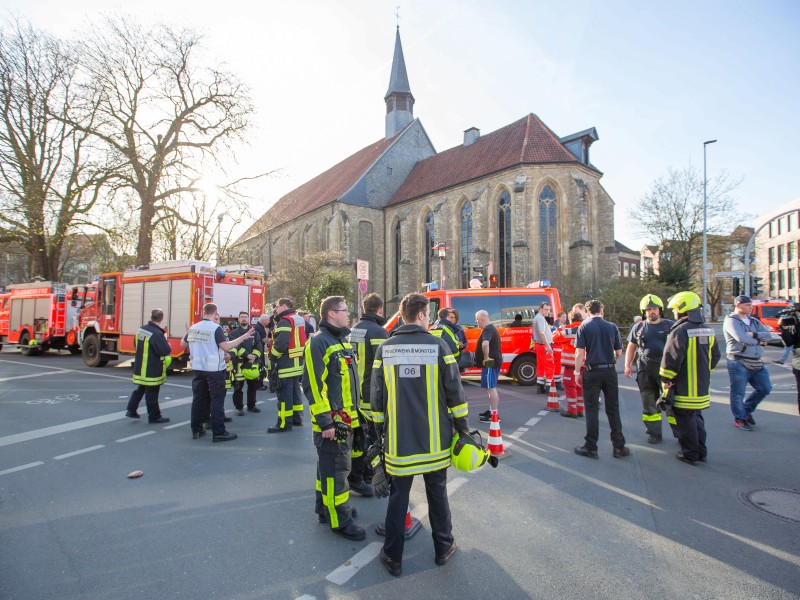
left=394, top=220, right=402, bottom=296
left=539, top=186, right=558, bottom=280
left=498, top=192, right=512, bottom=287
left=424, top=211, right=435, bottom=283
left=461, top=203, right=473, bottom=288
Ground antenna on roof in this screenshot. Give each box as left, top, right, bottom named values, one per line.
left=395, top=5, right=401, bottom=29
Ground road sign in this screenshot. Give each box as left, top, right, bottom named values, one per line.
left=358, top=279, right=368, bottom=294
left=715, top=271, right=744, bottom=278
left=356, top=259, right=369, bottom=281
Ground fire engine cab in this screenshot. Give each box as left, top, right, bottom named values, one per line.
left=0, top=281, right=84, bottom=355
left=76, top=260, right=266, bottom=368
left=385, top=282, right=562, bottom=385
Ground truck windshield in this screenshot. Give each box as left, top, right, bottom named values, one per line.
left=452, top=294, right=550, bottom=328
left=760, top=306, right=786, bottom=319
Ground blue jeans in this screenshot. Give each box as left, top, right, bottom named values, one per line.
left=727, top=360, right=772, bottom=421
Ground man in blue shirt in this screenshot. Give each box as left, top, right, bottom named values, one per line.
left=573, top=299, right=629, bottom=459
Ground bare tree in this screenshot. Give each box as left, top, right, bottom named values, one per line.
left=269, top=251, right=353, bottom=312
left=629, top=165, right=742, bottom=288
left=0, top=19, right=109, bottom=280
left=74, top=17, right=262, bottom=265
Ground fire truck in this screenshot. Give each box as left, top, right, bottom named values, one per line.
left=385, top=281, right=562, bottom=385
left=76, top=260, right=266, bottom=368
left=0, top=281, right=84, bottom=355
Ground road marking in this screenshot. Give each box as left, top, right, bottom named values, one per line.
left=163, top=420, right=191, bottom=429
left=295, top=596, right=317, bottom=600
left=0, top=359, right=191, bottom=387
left=537, top=410, right=549, bottom=416
left=325, top=542, right=383, bottom=585
left=0, top=462, right=44, bottom=476
left=539, top=442, right=569, bottom=453
left=526, top=417, right=541, bottom=426
left=116, top=431, right=156, bottom=443
left=0, top=370, right=72, bottom=382
left=0, top=396, right=193, bottom=448
left=448, top=476, right=468, bottom=494
left=692, top=520, right=800, bottom=566
left=54, top=445, right=105, bottom=460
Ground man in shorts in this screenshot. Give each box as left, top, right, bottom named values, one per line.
left=475, top=309, right=503, bottom=422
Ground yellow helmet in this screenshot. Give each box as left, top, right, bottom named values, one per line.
left=639, top=294, right=664, bottom=311
left=667, top=291, right=701, bottom=313
left=241, top=366, right=260, bottom=380
left=28, top=339, right=38, bottom=346
left=450, top=430, right=498, bottom=472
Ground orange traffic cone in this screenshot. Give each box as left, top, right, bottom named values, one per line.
left=375, top=506, right=422, bottom=539
left=487, top=411, right=510, bottom=459
left=545, top=378, right=560, bottom=411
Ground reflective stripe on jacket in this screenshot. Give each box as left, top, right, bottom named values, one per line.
left=271, top=310, right=307, bottom=378
left=371, top=324, right=468, bottom=477
left=348, top=313, right=388, bottom=417
left=429, top=320, right=461, bottom=360
left=659, top=311, right=721, bottom=410
left=132, top=321, right=171, bottom=386
left=230, top=325, right=262, bottom=380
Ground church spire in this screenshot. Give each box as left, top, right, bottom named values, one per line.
left=385, top=27, right=415, bottom=139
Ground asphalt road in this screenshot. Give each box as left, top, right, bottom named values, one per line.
left=0, top=340, right=798, bottom=600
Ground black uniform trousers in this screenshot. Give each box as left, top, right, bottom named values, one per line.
left=315, top=435, right=354, bottom=530
left=126, top=385, right=162, bottom=420
left=190, top=370, right=227, bottom=436
left=383, top=468, right=453, bottom=564
left=583, top=367, right=626, bottom=451
left=232, top=378, right=258, bottom=410
left=673, top=407, right=706, bottom=462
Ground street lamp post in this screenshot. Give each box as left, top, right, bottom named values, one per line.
left=434, top=242, right=449, bottom=289
left=702, top=139, right=717, bottom=320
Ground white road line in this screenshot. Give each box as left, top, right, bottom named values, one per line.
left=0, top=359, right=192, bottom=387
left=448, top=477, right=468, bottom=495
left=325, top=542, right=383, bottom=585
left=537, top=410, right=549, bottom=416
left=0, top=370, right=72, bottom=382
left=163, top=420, right=191, bottom=430
left=411, top=503, right=428, bottom=519
left=526, top=417, right=541, bottom=426
left=54, top=445, right=105, bottom=460
left=0, top=395, right=193, bottom=448
left=539, top=443, right=569, bottom=453
left=0, top=462, right=44, bottom=476
left=116, top=431, right=156, bottom=443
left=295, top=596, right=317, bottom=600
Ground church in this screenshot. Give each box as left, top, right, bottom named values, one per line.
left=233, top=29, right=617, bottom=312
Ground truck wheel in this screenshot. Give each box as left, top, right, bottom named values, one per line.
left=18, top=331, right=32, bottom=356
left=82, top=334, right=108, bottom=367
left=510, top=355, right=536, bottom=386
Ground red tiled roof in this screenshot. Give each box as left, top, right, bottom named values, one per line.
left=389, top=114, right=579, bottom=206
left=236, top=133, right=400, bottom=244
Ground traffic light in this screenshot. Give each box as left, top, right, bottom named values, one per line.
left=489, top=273, right=498, bottom=288
left=750, top=276, right=764, bottom=297
left=732, top=277, right=740, bottom=297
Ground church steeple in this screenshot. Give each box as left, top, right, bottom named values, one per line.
left=385, top=27, right=415, bottom=139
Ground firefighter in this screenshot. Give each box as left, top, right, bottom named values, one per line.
left=660, top=291, right=721, bottom=465
left=371, top=293, right=468, bottom=576
left=623, top=295, right=676, bottom=444
left=268, top=298, right=308, bottom=433
left=254, top=313, right=270, bottom=390
left=303, top=295, right=366, bottom=541
left=125, top=308, right=172, bottom=423
left=229, top=311, right=263, bottom=416
left=554, top=305, right=585, bottom=418
left=430, top=307, right=461, bottom=361
left=347, top=293, right=388, bottom=497
left=531, top=302, right=555, bottom=394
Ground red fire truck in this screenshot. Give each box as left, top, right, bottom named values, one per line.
left=76, top=260, right=266, bottom=368
left=384, top=282, right=562, bottom=385
left=0, top=281, right=84, bottom=355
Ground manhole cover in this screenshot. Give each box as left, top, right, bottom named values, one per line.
left=738, top=488, right=800, bottom=524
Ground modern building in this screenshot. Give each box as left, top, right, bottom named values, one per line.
left=755, top=197, right=800, bottom=301
left=232, top=29, right=618, bottom=311
left=616, top=241, right=640, bottom=281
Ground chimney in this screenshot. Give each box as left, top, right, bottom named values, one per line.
left=463, top=127, right=480, bottom=146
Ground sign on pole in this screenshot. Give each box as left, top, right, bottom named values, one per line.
left=358, top=279, right=368, bottom=294
left=356, top=259, right=369, bottom=281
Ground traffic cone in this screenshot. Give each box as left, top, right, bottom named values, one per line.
left=545, top=378, right=560, bottom=411
left=487, top=411, right=510, bottom=459
left=375, top=506, right=422, bottom=539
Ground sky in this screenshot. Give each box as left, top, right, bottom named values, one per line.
left=4, top=0, right=800, bottom=251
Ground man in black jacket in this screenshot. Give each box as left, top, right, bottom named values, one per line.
left=126, top=309, right=172, bottom=423
left=229, top=311, right=262, bottom=416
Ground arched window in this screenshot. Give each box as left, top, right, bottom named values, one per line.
left=424, top=211, right=435, bottom=283
left=539, top=185, right=558, bottom=280
left=461, top=203, right=473, bottom=288
left=498, top=192, right=512, bottom=287
left=393, top=220, right=402, bottom=295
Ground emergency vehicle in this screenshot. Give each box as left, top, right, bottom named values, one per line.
left=385, top=282, right=562, bottom=385
left=0, top=281, right=84, bottom=355
left=750, top=299, right=790, bottom=330
left=76, top=260, right=266, bottom=368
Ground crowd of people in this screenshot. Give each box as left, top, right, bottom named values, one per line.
left=122, top=287, right=790, bottom=575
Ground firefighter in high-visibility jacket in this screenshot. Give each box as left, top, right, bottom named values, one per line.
left=371, top=293, right=468, bottom=575
left=229, top=311, right=263, bottom=416
left=303, top=295, right=366, bottom=541
left=553, top=306, right=585, bottom=418
left=659, top=291, right=721, bottom=465
left=126, top=308, right=172, bottom=424
left=268, top=298, right=308, bottom=433
left=347, top=293, right=388, bottom=497
left=430, top=307, right=462, bottom=361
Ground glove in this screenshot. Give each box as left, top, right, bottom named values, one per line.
left=268, top=368, right=281, bottom=392
left=331, top=410, right=352, bottom=444
left=656, top=383, right=675, bottom=412
left=352, top=426, right=368, bottom=453
left=367, top=441, right=391, bottom=498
